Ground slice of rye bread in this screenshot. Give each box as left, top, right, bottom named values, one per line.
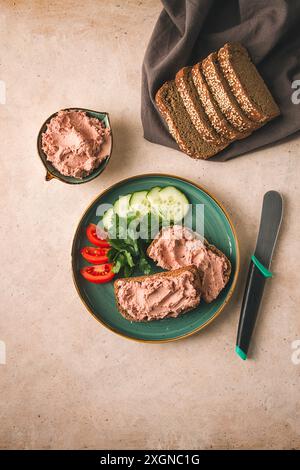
left=218, top=43, right=280, bottom=124
left=114, top=265, right=201, bottom=322
left=191, top=63, right=243, bottom=141
left=146, top=234, right=231, bottom=304
left=202, top=52, right=258, bottom=134
left=175, top=66, right=228, bottom=147
left=155, top=81, right=227, bottom=160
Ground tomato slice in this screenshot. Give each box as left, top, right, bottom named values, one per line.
left=80, top=263, right=115, bottom=284
left=86, top=223, right=110, bottom=248
left=81, top=246, right=109, bottom=264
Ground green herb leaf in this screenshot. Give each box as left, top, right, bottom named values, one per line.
left=124, top=251, right=134, bottom=268
left=108, top=213, right=156, bottom=278
left=107, top=247, right=117, bottom=262
left=112, top=259, right=122, bottom=274
left=112, top=253, right=127, bottom=273
left=109, top=238, right=126, bottom=250
left=124, top=264, right=133, bottom=278
left=139, top=257, right=152, bottom=275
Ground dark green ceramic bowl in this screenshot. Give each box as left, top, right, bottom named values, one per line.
left=71, top=174, right=240, bottom=342
left=37, top=108, right=113, bottom=184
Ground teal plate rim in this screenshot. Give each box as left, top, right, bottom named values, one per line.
left=37, top=107, right=113, bottom=185
left=71, top=173, right=240, bottom=343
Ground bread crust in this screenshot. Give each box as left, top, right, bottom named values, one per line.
left=155, top=81, right=222, bottom=160
left=155, top=82, right=200, bottom=159
left=191, top=63, right=243, bottom=141
left=202, top=240, right=231, bottom=299
left=218, top=43, right=280, bottom=123
left=202, top=52, right=258, bottom=133
left=155, top=42, right=280, bottom=160
left=114, top=265, right=201, bottom=322
left=146, top=230, right=231, bottom=303
left=175, top=67, right=228, bottom=147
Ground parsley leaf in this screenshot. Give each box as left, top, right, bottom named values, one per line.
left=107, top=217, right=154, bottom=277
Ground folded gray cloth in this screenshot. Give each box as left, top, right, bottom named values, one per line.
left=141, top=0, right=300, bottom=161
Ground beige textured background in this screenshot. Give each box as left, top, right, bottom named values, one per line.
left=0, top=0, right=299, bottom=450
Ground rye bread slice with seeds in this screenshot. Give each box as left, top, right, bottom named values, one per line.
left=175, top=66, right=228, bottom=147
left=114, top=266, right=201, bottom=322
left=191, top=63, right=243, bottom=141
left=155, top=81, right=226, bottom=160
left=218, top=43, right=280, bottom=124
left=202, top=52, right=258, bottom=133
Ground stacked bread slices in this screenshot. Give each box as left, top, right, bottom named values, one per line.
left=155, top=43, right=280, bottom=160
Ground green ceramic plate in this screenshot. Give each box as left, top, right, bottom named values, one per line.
left=37, top=107, right=113, bottom=184
left=71, top=174, right=239, bottom=342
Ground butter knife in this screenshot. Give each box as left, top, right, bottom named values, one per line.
left=236, top=191, right=283, bottom=360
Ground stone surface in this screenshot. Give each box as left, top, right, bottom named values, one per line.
left=0, top=0, right=299, bottom=450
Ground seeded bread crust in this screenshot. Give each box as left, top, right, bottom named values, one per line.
left=114, top=265, right=201, bottom=322
left=155, top=81, right=225, bottom=160
left=175, top=67, right=228, bottom=147
left=218, top=43, right=280, bottom=123
left=202, top=52, right=258, bottom=133
left=146, top=232, right=231, bottom=304
left=191, top=63, right=243, bottom=141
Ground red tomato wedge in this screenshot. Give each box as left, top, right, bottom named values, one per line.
left=81, top=246, right=109, bottom=264
left=80, top=263, right=115, bottom=284
left=86, top=223, right=110, bottom=248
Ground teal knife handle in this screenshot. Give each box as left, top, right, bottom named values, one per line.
left=236, top=260, right=267, bottom=358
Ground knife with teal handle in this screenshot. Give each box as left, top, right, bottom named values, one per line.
left=236, top=191, right=283, bottom=360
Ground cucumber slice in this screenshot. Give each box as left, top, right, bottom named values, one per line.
left=129, top=190, right=150, bottom=217
left=102, top=207, right=115, bottom=231
left=158, top=186, right=190, bottom=223
left=114, top=194, right=131, bottom=218
left=146, top=186, right=162, bottom=213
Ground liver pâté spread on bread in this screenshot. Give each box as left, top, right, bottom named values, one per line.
left=42, top=110, right=110, bottom=178
left=147, top=226, right=231, bottom=303
left=114, top=266, right=201, bottom=322
left=155, top=42, right=280, bottom=160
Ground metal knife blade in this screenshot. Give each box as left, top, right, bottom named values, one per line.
left=254, top=191, right=283, bottom=269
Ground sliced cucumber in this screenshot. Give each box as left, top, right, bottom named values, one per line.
left=114, top=194, right=131, bottom=218
left=158, top=186, right=190, bottom=223
left=103, top=185, right=189, bottom=232
left=102, top=207, right=115, bottom=231
left=129, top=190, right=150, bottom=217
left=146, top=186, right=162, bottom=213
